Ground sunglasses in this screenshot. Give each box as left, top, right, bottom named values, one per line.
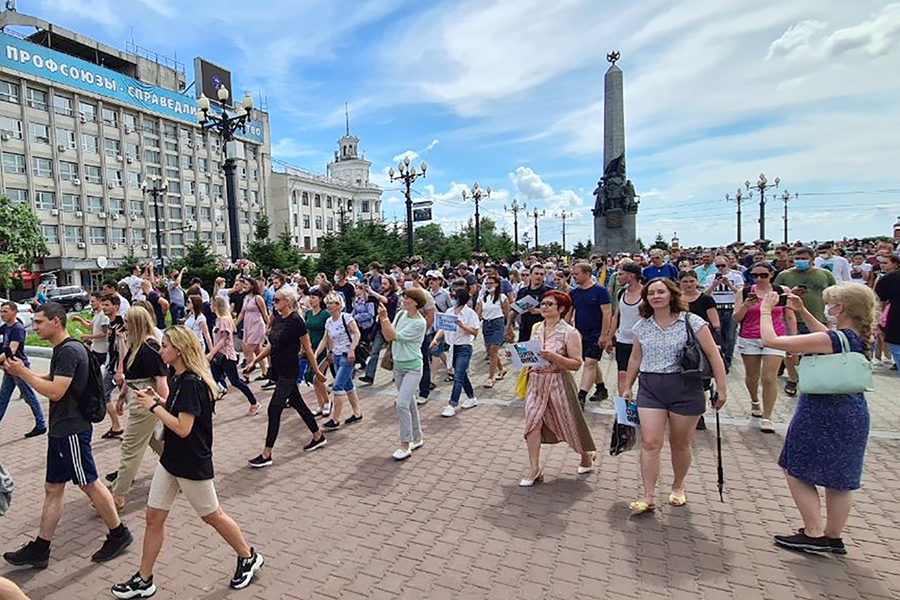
left=751, top=272, right=770, bottom=279
left=540, top=301, right=557, bottom=308
left=715, top=264, right=727, bottom=268
left=273, top=297, right=284, bottom=303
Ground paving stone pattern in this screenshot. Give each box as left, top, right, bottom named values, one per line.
left=0, top=351, right=899, bottom=599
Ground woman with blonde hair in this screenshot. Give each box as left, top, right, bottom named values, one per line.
left=112, top=327, right=263, bottom=597
left=321, top=292, right=363, bottom=430
left=760, top=283, right=876, bottom=555
left=213, top=277, right=229, bottom=300
left=109, top=306, right=168, bottom=511
left=209, top=296, right=259, bottom=414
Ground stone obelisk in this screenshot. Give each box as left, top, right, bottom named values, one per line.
left=593, top=52, right=639, bottom=255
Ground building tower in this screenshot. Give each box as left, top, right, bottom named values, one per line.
left=327, top=103, right=380, bottom=223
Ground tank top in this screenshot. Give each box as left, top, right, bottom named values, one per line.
left=616, top=291, right=642, bottom=344
left=739, top=285, right=787, bottom=339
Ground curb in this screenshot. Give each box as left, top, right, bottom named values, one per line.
left=28, top=346, right=53, bottom=359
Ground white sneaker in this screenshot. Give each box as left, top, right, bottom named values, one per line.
left=441, top=405, right=456, bottom=418
left=460, top=396, right=478, bottom=410
left=410, top=439, right=424, bottom=451
left=323, top=402, right=332, bottom=417
left=416, top=396, right=428, bottom=406
left=872, top=358, right=883, bottom=367
left=392, top=447, right=412, bottom=460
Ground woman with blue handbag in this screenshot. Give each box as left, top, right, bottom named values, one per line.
left=759, top=283, right=877, bottom=555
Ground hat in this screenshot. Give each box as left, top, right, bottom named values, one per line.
left=456, top=262, right=469, bottom=270
left=426, top=270, right=444, bottom=280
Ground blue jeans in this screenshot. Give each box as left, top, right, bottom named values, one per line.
left=717, top=308, right=736, bottom=370
left=332, top=353, right=355, bottom=393
left=419, top=332, right=434, bottom=399
left=170, top=303, right=186, bottom=326
left=210, top=357, right=258, bottom=405
left=449, top=344, right=474, bottom=406
left=0, top=372, right=45, bottom=429
left=890, top=344, right=900, bottom=381
left=364, top=328, right=386, bottom=380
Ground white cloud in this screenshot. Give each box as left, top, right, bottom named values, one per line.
left=510, top=167, right=584, bottom=212
left=271, top=138, right=320, bottom=160
left=767, top=20, right=828, bottom=59
left=425, top=139, right=440, bottom=151
left=392, top=150, right=419, bottom=164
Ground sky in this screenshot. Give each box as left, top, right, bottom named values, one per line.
left=20, top=0, right=900, bottom=249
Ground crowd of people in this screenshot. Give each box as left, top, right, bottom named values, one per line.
left=0, top=235, right=897, bottom=598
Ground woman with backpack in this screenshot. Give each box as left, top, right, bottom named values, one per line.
left=109, top=307, right=168, bottom=512
left=321, top=292, right=363, bottom=431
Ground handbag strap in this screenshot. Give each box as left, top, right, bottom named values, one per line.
left=833, top=329, right=851, bottom=355
left=683, top=313, right=697, bottom=345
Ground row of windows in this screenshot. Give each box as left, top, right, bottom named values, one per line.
left=43, top=224, right=230, bottom=249
left=287, top=190, right=375, bottom=214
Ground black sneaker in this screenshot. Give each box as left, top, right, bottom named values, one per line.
left=773, top=531, right=832, bottom=553
left=91, top=526, right=133, bottom=562
left=261, top=380, right=277, bottom=390
left=3, top=540, right=49, bottom=569
left=323, top=419, right=341, bottom=431
left=577, top=391, right=587, bottom=411
left=303, top=436, right=327, bottom=452
left=785, top=381, right=798, bottom=397
left=24, top=426, right=46, bottom=438
left=344, top=414, right=363, bottom=425
left=589, top=385, right=609, bottom=402
left=248, top=455, right=273, bottom=468
left=797, top=528, right=847, bottom=555
left=229, top=548, right=264, bottom=590
left=358, top=375, right=374, bottom=385
left=428, top=382, right=436, bottom=391
left=696, top=416, right=707, bottom=431
left=112, top=571, right=157, bottom=598
left=106, top=471, right=119, bottom=483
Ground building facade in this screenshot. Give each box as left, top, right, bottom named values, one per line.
left=0, top=10, right=270, bottom=289
left=268, top=130, right=381, bottom=254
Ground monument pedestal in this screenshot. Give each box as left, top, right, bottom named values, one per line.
left=594, top=211, right=638, bottom=255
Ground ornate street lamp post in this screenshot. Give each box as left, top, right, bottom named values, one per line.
left=462, top=183, right=491, bottom=253
left=140, top=175, right=168, bottom=273
left=744, top=173, right=780, bottom=241
left=388, top=155, right=428, bottom=258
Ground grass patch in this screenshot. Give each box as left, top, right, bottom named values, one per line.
left=25, top=311, right=94, bottom=348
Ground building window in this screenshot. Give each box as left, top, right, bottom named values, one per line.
left=144, top=150, right=160, bottom=164
left=327, top=197, right=332, bottom=209
left=293, top=214, right=298, bottom=227
left=133, top=229, right=146, bottom=244
left=126, top=142, right=139, bottom=160
left=315, top=194, right=321, bottom=208
left=106, top=169, right=123, bottom=187
left=30, top=123, right=50, bottom=144
left=82, top=133, right=99, bottom=154
left=168, top=206, right=182, bottom=220
left=42, top=225, right=59, bottom=244
left=61, top=193, right=81, bottom=212
left=167, top=180, right=181, bottom=194
left=239, top=167, right=246, bottom=180
left=145, top=135, right=159, bottom=149
left=303, top=215, right=310, bottom=229
left=165, top=154, right=178, bottom=168
left=101, top=107, right=118, bottom=127
left=201, top=231, right=212, bottom=242
left=53, top=94, right=73, bottom=116
left=127, top=172, right=141, bottom=189
left=105, top=138, right=121, bottom=157
left=200, top=206, right=211, bottom=221
left=84, top=165, right=102, bottom=184
left=90, top=226, right=106, bottom=244
left=26, top=88, right=47, bottom=110
left=0, top=80, right=19, bottom=104
left=240, top=210, right=249, bottom=224
left=182, top=180, right=193, bottom=196
left=59, top=162, right=79, bottom=181
left=170, top=232, right=183, bottom=246
left=87, top=196, right=104, bottom=212
left=35, top=192, right=56, bottom=210
left=315, top=216, right=322, bottom=230
left=32, top=157, right=53, bottom=178
left=213, top=184, right=223, bottom=198
left=0, top=116, right=22, bottom=139
left=109, top=198, right=125, bottom=214
left=123, top=113, right=137, bottom=131
left=163, top=123, right=177, bottom=139
left=304, top=236, right=311, bottom=250
left=65, top=225, right=84, bottom=244
left=166, top=168, right=179, bottom=180
left=252, top=190, right=259, bottom=204
left=185, top=205, right=196, bottom=220
left=55, top=127, right=76, bottom=149
left=362, top=200, right=370, bottom=213
left=143, top=119, right=159, bottom=135
left=214, top=207, right=223, bottom=222
left=78, top=101, right=97, bottom=122
left=181, top=154, right=193, bottom=170
left=164, top=140, right=178, bottom=152
left=327, top=217, right=334, bottom=232
left=6, top=188, right=27, bottom=204
left=111, top=228, right=126, bottom=244
left=168, top=194, right=181, bottom=206
left=2, top=153, right=26, bottom=174
left=216, top=232, right=226, bottom=245
left=198, top=157, right=208, bottom=172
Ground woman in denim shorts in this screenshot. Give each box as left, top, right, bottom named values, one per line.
left=321, top=292, right=363, bottom=430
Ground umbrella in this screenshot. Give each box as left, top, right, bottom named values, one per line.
left=711, top=383, right=724, bottom=502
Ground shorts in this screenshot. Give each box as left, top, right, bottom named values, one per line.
left=46, top=430, right=98, bottom=486
left=147, top=462, right=219, bottom=517
left=736, top=337, right=786, bottom=357
left=429, top=337, right=447, bottom=357
left=582, top=332, right=602, bottom=361
left=102, top=364, right=117, bottom=400
left=332, top=353, right=355, bottom=393
left=614, top=341, right=633, bottom=372
left=637, top=372, right=706, bottom=416
left=482, top=317, right=505, bottom=346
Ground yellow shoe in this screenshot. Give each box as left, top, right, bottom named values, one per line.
left=629, top=500, right=656, bottom=515
left=668, top=492, right=687, bottom=507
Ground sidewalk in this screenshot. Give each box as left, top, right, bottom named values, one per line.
left=0, top=348, right=898, bottom=599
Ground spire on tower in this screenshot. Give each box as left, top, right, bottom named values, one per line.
left=345, top=102, right=350, bottom=136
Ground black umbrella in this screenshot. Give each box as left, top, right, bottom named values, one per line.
left=711, top=384, right=724, bottom=502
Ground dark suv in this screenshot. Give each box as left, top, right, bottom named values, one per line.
left=46, top=286, right=90, bottom=312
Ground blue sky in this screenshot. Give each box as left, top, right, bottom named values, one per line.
left=25, top=0, right=900, bottom=248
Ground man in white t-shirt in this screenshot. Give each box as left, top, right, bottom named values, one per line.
left=118, top=265, right=146, bottom=302
left=814, top=245, right=852, bottom=283
left=705, top=257, right=745, bottom=371
left=849, top=252, right=873, bottom=286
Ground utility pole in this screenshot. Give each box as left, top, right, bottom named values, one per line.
left=462, top=182, right=491, bottom=253
left=504, top=198, right=525, bottom=258
left=780, top=190, right=796, bottom=245
left=532, top=208, right=546, bottom=249
left=725, top=188, right=748, bottom=243
left=389, top=155, right=428, bottom=258
left=556, top=209, right=571, bottom=252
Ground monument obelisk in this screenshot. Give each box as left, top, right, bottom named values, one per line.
left=593, top=52, right=639, bottom=254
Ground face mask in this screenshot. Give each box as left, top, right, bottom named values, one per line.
left=818, top=254, right=829, bottom=261
left=333, top=275, right=340, bottom=283
left=486, top=286, right=496, bottom=293
left=404, top=281, right=414, bottom=289
left=825, top=304, right=839, bottom=325
left=794, top=259, right=810, bottom=271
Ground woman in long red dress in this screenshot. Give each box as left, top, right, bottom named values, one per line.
left=521, top=290, right=597, bottom=486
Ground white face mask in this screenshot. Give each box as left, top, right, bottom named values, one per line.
left=825, top=304, right=839, bottom=325
left=404, top=281, right=414, bottom=289
left=486, top=286, right=496, bottom=293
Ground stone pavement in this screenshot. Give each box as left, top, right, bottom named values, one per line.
left=0, top=350, right=899, bottom=600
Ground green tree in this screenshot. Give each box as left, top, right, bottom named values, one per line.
left=572, top=239, right=594, bottom=259
left=170, top=239, right=223, bottom=289
left=650, top=232, right=670, bottom=252
left=0, top=195, right=48, bottom=293
left=317, top=221, right=405, bottom=275
left=108, top=246, right=143, bottom=283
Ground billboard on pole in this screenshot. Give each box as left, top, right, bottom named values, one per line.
left=193, top=57, right=232, bottom=106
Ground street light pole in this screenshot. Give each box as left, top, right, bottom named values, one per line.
left=725, top=188, right=749, bottom=243
left=781, top=190, right=796, bottom=245
left=504, top=198, right=525, bottom=259
left=389, top=155, right=428, bottom=259
left=197, top=87, right=255, bottom=262
left=462, top=182, right=491, bottom=253
left=532, top=208, right=546, bottom=249
left=556, top=209, right=571, bottom=252
left=743, top=173, right=780, bottom=241
left=140, top=175, right=169, bottom=274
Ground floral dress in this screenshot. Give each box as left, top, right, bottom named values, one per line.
left=524, top=321, right=596, bottom=454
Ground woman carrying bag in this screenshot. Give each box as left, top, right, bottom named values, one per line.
left=759, top=284, right=876, bottom=555
left=623, top=278, right=727, bottom=514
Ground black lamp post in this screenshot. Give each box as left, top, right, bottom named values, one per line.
left=388, top=155, right=428, bottom=258
left=140, top=175, right=169, bottom=274
left=744, top=173, right=780, bottom=241
left=197, top=87, right=254, bottom=262
left=462, top=182, right=491, bottom=253
left=725, top=187, right=748, bottom=243
left=504, top=197, right=525, bottom=259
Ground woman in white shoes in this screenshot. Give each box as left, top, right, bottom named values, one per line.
left=431, top=288, right=480, bottom=418
left=520, top=290, right=596, bottom=487
left=111, top=326, right=263, bottom=598
left=377, top=287, right=428, bottom=460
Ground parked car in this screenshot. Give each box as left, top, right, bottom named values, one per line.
left=0, top=298, right=34, bottom=328
left=45, top=286, right=90, bottom=312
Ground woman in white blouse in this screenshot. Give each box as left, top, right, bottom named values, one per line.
left=477, top=275, right=510, bottom=388
left=431, top=288, right=480, bottom=418
left=622, top=278, right=727, bottom=515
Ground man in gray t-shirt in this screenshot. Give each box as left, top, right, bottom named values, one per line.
left=167, top=266, right=187, bottom=325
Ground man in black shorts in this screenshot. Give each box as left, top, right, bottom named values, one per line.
left=2, top=302, right=132, bottom=569
left=605, top=263, right=643, bottom=395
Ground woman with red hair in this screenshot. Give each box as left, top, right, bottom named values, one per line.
left=520, top=290, right=596, bottom=486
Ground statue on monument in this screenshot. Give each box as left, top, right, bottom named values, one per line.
left=592, top=153, right=638, bottom=224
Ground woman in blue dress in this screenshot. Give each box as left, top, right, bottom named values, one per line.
left=759, top=283, right=877, bottom=555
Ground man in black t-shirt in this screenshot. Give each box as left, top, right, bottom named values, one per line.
left=2, top=302, right=132, bottom=569
left=100, top=294, right=125, bottom=438
left=333, top=269, right=356, bottom=313
left=512, top=264, right=548, bottom=342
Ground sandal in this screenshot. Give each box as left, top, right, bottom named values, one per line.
left=102, top=429, right=124, bottom=439
left=629, top=500, right=656, bottom=515
left=668, top=492, right=687, bottom=507
left=483, top=379, right=495, bottom=389
left=750, top=402, right=763, bottom=418
left=495, top=370, right=507, bottom=381
left=785, top=381, right=798, bottom=397
left=760, top=418, right=775, bottom=433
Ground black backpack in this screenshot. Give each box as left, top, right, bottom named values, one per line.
left=60, top=339, right=106, bottom=423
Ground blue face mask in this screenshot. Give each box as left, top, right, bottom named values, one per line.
left=794, top=259, right=810, bottom=271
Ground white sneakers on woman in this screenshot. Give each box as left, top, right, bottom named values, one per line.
left=393, top=439, right=424, bottom=460
left=441, top=397, right=478, bottom=417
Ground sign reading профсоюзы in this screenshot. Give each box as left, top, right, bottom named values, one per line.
left=0, top=31, right=263, bottom=143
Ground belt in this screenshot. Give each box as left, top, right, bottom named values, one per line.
left=717, top=304, right=735, bottom=310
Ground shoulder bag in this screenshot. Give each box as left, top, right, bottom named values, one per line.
left=679, top=315, right=713, bottom=379
left=341, top=314, right=371, bottom=368
left=797, top=330, right=874, bottom=394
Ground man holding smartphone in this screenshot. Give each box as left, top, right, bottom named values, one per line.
left=705, top=258, right=745, bottom=371
left=0, top=301, right=46, bottom=438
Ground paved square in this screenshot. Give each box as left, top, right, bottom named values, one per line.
left=1, top=352, right=899, bottom=599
